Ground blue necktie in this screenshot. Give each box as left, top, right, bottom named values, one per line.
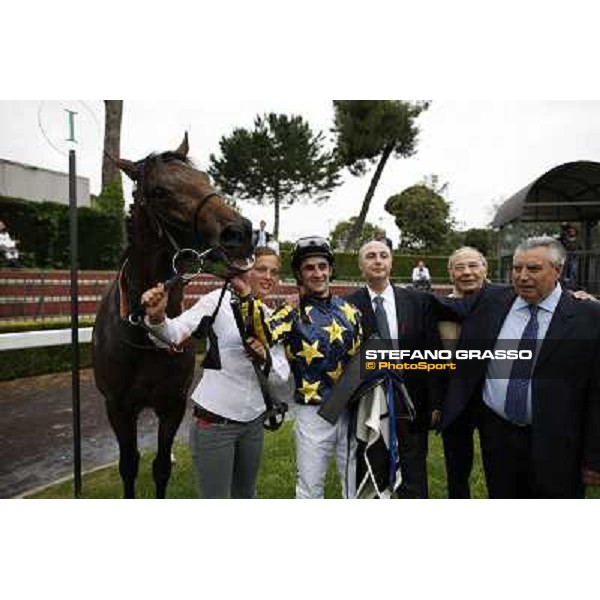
left=504, top=304, right=539, bottom=425
left=373, top=295, right=391, bottom=341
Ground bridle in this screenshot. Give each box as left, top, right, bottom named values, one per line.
left=135, top=152, right=221, bottom=255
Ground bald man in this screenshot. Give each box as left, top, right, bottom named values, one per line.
left=345, top=241, right=444, bottom=498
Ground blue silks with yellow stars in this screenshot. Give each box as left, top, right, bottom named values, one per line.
left=241, top=294, right=362, bottom=405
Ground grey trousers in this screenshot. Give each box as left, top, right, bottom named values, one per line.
left=189, top=413, right=265, bottom=499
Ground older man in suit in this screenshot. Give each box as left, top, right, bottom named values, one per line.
left=440, top=236, right=600, bottom=498
left=346, top=240, right=443, bottom=498
left=438, top=246, right=489, bottom=498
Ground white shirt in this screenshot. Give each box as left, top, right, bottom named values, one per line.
left=483, top=283, right=563, bottom=423
left=367, top=282, right=399, bottom=342
left=411, top=266, right=430, bottom=282
left=145, top=288, right=292, bottom=422
left=0, top=231, right=16, bottom=250
left=256, top=230, right=267, bottom=247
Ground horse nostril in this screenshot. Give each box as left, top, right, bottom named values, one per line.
left=221, top=219, right=253, bottom=255
left=221, top=225, right=243, bottom=246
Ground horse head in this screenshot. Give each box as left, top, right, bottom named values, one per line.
left=115, top=133, right=253, bottom=271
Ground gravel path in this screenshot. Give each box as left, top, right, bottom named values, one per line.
left=0, top=368, right=198, bottom=498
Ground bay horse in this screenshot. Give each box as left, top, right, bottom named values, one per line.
left=93, top=133, right=253, bottom=498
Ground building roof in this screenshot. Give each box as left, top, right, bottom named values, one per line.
left=0, top=157, right=88, bottom=180
left=491, top=161, right=600, bottom=228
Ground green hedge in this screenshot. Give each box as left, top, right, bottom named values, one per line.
left=278, top=250, right=498, bottom=283
left=0, top=320, right=95, bottom=380
left=0, top=344, right=93, bottom=381
left=0, top=343, right=208, bottom=381
left=0, top=195, right=123, bottom=269
left=77, top=207, right=124, bottom=269
left=0, top=318, right=95, bottom=334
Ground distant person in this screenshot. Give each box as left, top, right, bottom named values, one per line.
left=557, top=222, right=579, bottom=289
left=0, top=220, right=21, bottom=268
left=374, top=230, right=393, bottom=251
left=252, top=220, right=272, bottom=249
left=411, top=260, right=431, bottom=291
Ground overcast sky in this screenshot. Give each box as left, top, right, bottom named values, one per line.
left=2, top=99, right=600, bottom=244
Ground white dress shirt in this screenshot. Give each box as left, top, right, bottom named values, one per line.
left=256, top=230, right=267, bottom=247
left=367, top=282, right=399, bottom=342
left=146, top=288, right=292, bottom=422
left=0, top=231, right=16, bottom=250
left=483, top=283, right=563, bottom=424
left=411, top=266, right=431, bottom=282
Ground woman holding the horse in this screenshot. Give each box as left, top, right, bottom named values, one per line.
left=142, top=247, right=291, bottom=499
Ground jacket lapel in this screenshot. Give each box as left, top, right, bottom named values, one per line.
left=534, top=291, right=574, bottom=371
left=393, top=286, right=408, bottom=338
left=479, top=287, right=515, bottom=346
left=360, top=287, right=377, bottom=338
left=462, top=288, right=515, bottom=398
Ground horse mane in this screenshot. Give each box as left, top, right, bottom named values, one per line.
left=125, top=209, right=134, bottom=251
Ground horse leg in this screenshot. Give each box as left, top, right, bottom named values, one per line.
left=107, top=406, right=140, bottom=499
left=153, top=403, right=185, bottom=499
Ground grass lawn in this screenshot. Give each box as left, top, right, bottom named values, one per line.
left=27, top=423, right=599, bottom=499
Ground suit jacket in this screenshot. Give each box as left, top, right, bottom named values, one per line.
left=252, top=229, right=272, bottom=247
left=345, top=285, right=444, bottom=429
left=440, top=285, right=600, bottom=496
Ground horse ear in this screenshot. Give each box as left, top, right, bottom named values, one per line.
left=174, top=132, right=189, bottom=157
left=115, top=158, right=138, bottom=181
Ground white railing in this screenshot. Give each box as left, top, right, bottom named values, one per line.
left=0, top=328, right=93, bottom=351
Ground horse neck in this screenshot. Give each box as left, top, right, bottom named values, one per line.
left=125, top=204, right=182, bottom=308
left=128, top=242, right=171, bottom=290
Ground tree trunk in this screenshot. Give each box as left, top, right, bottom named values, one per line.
left=273, top=195, right=280, bottom=239
left=102, top=100, right=124, bottom=192
left=345, top=142, right=394, bottom=251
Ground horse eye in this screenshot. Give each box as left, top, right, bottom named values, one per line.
left=154, top=187, right=167, bottom=198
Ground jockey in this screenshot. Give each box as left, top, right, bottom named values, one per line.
left=231, top=236, right=362, bottom=499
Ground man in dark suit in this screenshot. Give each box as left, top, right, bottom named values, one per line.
left=438, top=246, right=489, bottom=498
left=346, top=240, right=443, bottom=498
left=252, top=220, right=272, bottom=248
left=440, top=236, right=600, bottom=498
left=374, top=230, right=393, bottom=251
